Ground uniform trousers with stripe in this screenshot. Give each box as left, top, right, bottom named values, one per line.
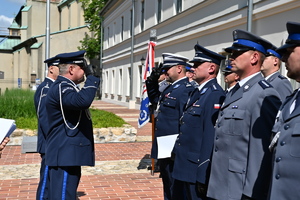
left=48, top=166, right=81, bottom=200
left=36, top=154, right=49, bottom=200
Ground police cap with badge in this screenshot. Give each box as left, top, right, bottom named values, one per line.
left=276, top=21, right=300, bottom=54
left=190, top=44, right=225, bottom=66
left=44, top=56, right=59, bottom=68
left=161, top=53, right=189, bottom=73
left=55, top=50, right=87, bottom=68
left=225, top=29, right=272, bottom=54
left=266, top=45, right=282, bottom=59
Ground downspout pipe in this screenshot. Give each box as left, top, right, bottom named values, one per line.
left=130, top=0, right=135, bottom=101
left=247, top=0, right=253, bottom=32
left=45, top=0, right=50, bottom=78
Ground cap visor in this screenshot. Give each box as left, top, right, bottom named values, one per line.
left=276, top=43, right=297, bottom=54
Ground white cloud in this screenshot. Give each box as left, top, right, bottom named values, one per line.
left=0, top=15, right=13, bottom=34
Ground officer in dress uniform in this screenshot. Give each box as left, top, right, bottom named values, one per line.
left=261, top=45, right=293, bottom=101
left=34, top=56, right=59, bottom=200
left=45, top=50, right=100, bottom=199
left=146, top=53, right=195, bottom=200
left=222, top=64, right=240, bottom=94
left=268, top=21, right=300, bottom=200
left=186, top=63, right=199, bottom=87
left=172, top=44, right=226, bottom=200
left=207, top=30, right=281, bottom=200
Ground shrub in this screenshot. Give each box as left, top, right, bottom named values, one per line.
left=0, top=89, right=127, bottom=130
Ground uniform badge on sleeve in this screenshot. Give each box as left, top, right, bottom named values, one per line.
left=214, top=104, right=221, bottom=109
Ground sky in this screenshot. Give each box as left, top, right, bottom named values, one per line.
left=0, top=0, right=26, bottom=35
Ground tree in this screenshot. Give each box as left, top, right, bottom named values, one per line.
left=78, top=0, right=109, bottom=59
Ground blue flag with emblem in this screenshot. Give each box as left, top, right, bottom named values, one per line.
left=138, top=41, right=156, bottom=128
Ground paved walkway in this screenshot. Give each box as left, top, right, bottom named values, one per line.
left=0, top=100, right=163, bottom=200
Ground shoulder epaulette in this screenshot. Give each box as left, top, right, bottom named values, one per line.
left=258, top=80, right=273, bottom=89
left=278, top=74, right=287, bottom=80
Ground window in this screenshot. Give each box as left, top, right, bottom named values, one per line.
left=176, top=0, right=182, bottom=14
left=141, top=1, right=145, bottom=31
left=130, top=9, right=133, bottom=37
left=107, top=27, right=110, bottom=46
left=121, top=16, right=124, bottom=41
left=157, top=0, right=162, bottom=23
left=118, top=69, right=123, bottom=94
left=113, top=22, right=116, bottom=45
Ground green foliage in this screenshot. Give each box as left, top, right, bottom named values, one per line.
left=90, top=109, right=128, bottom=128
left=0, top=89, right=127, bottom=130
left=78, top=0, right=109, bottom=59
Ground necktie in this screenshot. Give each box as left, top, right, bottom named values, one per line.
left=231, top=83, right=240, bottom=96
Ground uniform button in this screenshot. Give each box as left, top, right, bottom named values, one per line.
left=220, top=112, right=223, bottom=116
left=284, top=124, right=290, bottom=130
left=215, top=147, right=218, bottom=152
left=280, top=141, right=286, bottom=146
left=275, top=174, right=280, bottom=179
left=179, top=132, right=182, bottom=135
left=216, top=136, right=219, bottom=140
left=178, top=143, right=181, bottom=146
left=217, top=123, right=221, bottom=128
left=182, top=122, right=185, bottom=125
left=80, top=143, right=82, bottom=146
left=276, top=157, right=282, bottom=162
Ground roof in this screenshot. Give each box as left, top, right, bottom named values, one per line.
left=0, top=37, right=21, bottom=51
left=8, top=20, right=20, bottom=30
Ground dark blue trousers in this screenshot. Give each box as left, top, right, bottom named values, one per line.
left=48, top=166, right=81, bottom=200
left=184, top=182, right=213, bottom=200
left=159, top=158, right=185, bottom=200
left=36, top=154, right=49, bottom=200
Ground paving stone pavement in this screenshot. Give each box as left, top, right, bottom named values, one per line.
left=0, top=100, right=163, bottom=200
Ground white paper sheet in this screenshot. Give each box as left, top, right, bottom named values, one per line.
left=0, top=118, right=16, bottom=142
left=157, top=134, right=179, bottom=159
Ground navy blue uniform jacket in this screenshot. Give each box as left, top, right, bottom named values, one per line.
left=34, top=77, right=54, bottom=154
left=146, top=77, right=194, bottom=159
left=45, top=75, right=100, bottom=166
left=172, top=79, right=225, bottom=184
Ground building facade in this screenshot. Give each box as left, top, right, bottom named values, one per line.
left=100, top=0, right=300, bottom=108
left=0, top=0, right=89, bottom=92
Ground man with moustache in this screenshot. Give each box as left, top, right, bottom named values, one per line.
left=268, top=21, right=300, bottom=200
left=207, top=30, right=281, bottom=200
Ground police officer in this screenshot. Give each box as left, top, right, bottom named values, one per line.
left=172, top=44, right=226, bottom=200
left=45, top=50, right=100, bottom=199
left=34, top=56, right=59, bottom=200
left=222, top=64, right=240, bottom=94
left=146, top=53, right=195, bottom=200
left=186, top=63, right=199, bottom=87
left=207, top=30, right=281, bottom=200
left=268, top=21, right=300, bottom=200
left=261, top=45, right=293, bottom=101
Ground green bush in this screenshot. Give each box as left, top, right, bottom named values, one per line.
left=0, top=89, right=127, bottom=130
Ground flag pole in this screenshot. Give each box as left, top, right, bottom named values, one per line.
left=151, top=113, right=155, bottom=176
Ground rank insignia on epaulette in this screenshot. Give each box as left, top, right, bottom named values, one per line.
left=201, top=88, right=208, bottom=94
left=232, top=105, right=238, bottom=109
left=244, top=84, right=250, bottom=90
left=278, top=74, right=286, bottom=79
left=174, top=84, right=180, bottom=89
left=212, top=84, right=217, bottom=90
left=259, top=80, right=272, bottom=89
